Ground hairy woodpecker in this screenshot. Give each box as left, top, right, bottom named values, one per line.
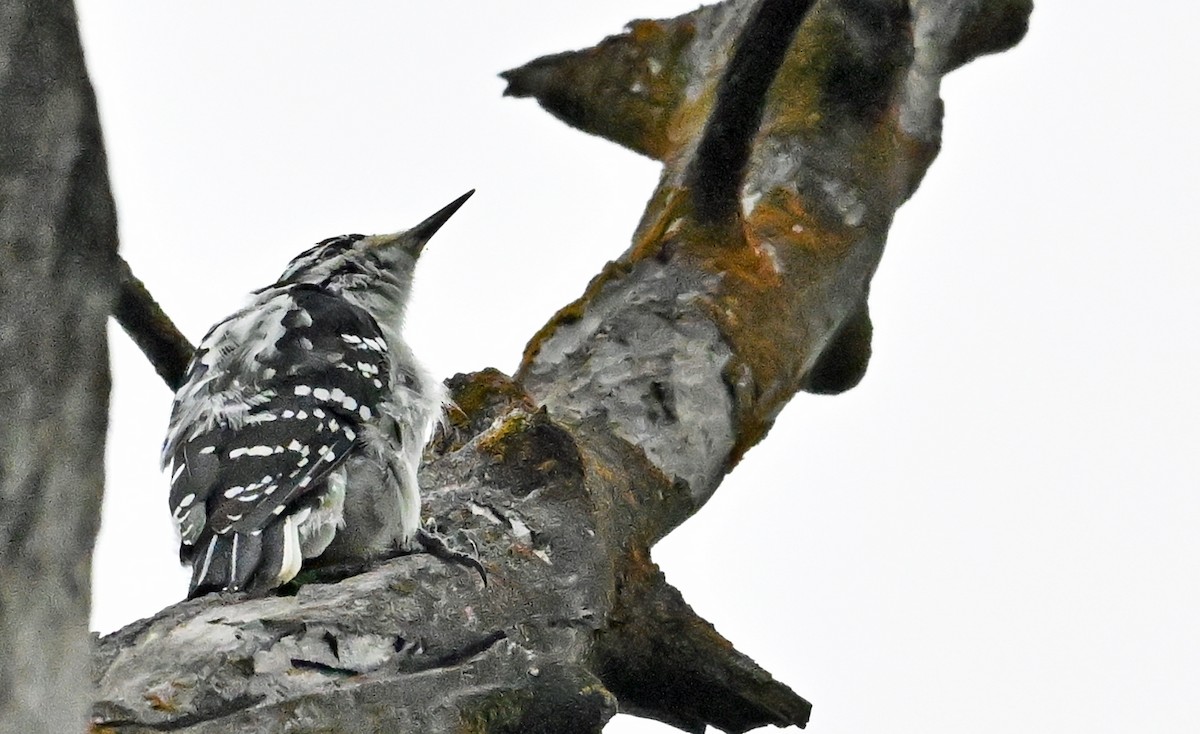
left=163, top=190, right=472, bottom=598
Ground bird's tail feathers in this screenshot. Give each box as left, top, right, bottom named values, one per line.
left=187, top=524, right=294, bottom=599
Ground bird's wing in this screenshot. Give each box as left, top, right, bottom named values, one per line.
left=166, top=285, right=393, bottom=551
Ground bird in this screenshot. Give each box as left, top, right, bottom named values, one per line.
left=162, top=190, right=473, bottom=598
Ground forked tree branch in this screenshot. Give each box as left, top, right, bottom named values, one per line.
left=89, top=1, right=1032, bottom=732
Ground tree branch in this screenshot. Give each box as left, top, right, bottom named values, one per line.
left=112, top=258, right=195, bottom=390
left=594, top=547, right=812, bottom=732
left=91, top=1, right=1034, bottom=731
left=516, top=0, right=922, bottom=511
left=687, top=0, right=818, bottom=225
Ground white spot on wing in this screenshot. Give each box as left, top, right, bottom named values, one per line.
left=229, top=445, right=277, bottom=458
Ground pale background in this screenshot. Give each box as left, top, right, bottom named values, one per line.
left=75, top=2, right=1198, bottom=733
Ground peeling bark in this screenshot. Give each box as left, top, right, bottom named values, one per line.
left=0, top=1, right=119, bottom=732
left=88, top=0, right=1031, bottom=732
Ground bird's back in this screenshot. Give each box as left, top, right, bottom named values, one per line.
left=163, top=283, right=396, bottom=595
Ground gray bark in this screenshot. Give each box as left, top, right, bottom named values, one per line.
left=92, top=374, right=809, bottom=733
left=0, top=1, right=120, bottom=732
left=22, top=0, right=1029, bottom=732
left=513, top=0, right=1032, bottom=513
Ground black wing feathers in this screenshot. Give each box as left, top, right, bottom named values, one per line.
left=168, top=285, right=393, bottom=595
left=272, top=285, right=392, bottom=398
left=175, top=395, right=360, bottom=536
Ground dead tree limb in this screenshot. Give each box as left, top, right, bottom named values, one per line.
left=90, top=1, right=1031, bottom=732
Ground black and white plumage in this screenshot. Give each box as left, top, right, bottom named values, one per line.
left=163, top=191, right=472, bottom=598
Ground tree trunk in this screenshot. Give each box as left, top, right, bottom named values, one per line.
left=80, top=0, right=1031, bottom=732
left=0, top=1, right=120, bottom=732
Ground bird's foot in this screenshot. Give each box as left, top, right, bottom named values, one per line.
left=415, top=528, right=487, bottom=585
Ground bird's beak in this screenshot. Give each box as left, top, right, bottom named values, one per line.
left=369, top=189, right=474, bottom=258
left=409, top=189, right=474, bottom=246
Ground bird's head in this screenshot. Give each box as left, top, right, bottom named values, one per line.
left=274, top=190, right=474, bottom=307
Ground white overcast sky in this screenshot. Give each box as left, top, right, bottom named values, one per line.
left=76, top=2, right=1198, bottom=733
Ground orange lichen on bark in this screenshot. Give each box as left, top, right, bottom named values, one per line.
left=876, top=101, right=944, bottom=204
left=143, top=692, right=177, bottom=713
left=616, top=543, right=658, bottom=591
left=501, top=16, right=697, bottom=160
left=620, top=168, right=864, bottom=441
left=516, top=0, right=970, bottom=494
left=761, top=15, right=842, bottom=132
left=436, top=369, right=539, bottom=454
left=519, top=258, right=634, bottom=370
left=745, top=188, right=858, bottom=261
left=475, top=411, right=534, bottom=459
left=449, top=369, right=531, bottom=418
left=610, top=544, right=740, bottom=655
left=661, top=83, right=717, bottom=165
